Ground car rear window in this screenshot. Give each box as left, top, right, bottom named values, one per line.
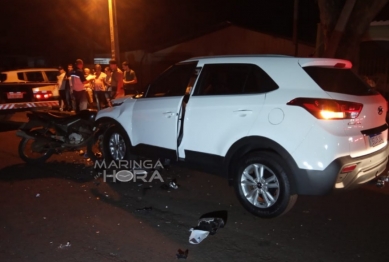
left=303, top=67, right=377, bottom=96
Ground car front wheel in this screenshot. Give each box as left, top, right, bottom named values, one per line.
left=233, top=152, right=297, bottom=218
left=102, top=125, right=132, bottom=162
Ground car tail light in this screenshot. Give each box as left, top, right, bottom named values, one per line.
left=340, top=164, right=357, bottom=173
left=287, top=98, right=363, bottom=120
left=34, top=91, right=53, bottom=100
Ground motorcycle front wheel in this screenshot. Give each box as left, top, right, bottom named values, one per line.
left=18, top=137, right=54, bottom=164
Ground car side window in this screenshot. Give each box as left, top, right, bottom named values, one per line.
left=17, top=73, right=24, bottom=81
left=244, top=66, right=278, bottom=93
left=194, top=64, right=278, bottom=95
left=45, top=71, right=58, bottom=82
left=146, top=62, right=198, bottom=98
left=185, top=68, right=201, bottom=95
left=25, top=72, right=44, bottom=82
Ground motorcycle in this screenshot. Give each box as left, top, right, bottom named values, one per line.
left=16, top=110, right=99, bottom=164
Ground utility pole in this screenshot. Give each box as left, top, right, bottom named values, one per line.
left=108, top=0, right=120, bottom=63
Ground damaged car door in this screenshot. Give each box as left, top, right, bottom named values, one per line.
left=131, top=61, right=198, bottom=159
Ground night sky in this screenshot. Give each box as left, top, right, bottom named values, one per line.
left=0, top=0, right=387, bottom=66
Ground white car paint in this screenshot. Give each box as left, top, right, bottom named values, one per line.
left=96, top=55, right=388, bottom=187
left=131, top=96, right=184, bottom=151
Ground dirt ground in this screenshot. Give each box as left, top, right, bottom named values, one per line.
left=1, top=113, right=389, bottom=262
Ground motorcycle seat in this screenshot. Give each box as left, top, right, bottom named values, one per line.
left=32, top=110, right=97, bottom=123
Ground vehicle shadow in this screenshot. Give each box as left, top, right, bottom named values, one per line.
left=0, top=160, right=96, bottom=183
left=0, top=121, right=24, bottom=132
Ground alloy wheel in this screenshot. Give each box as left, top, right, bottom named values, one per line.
left=240, top=163, right=280, bottom=208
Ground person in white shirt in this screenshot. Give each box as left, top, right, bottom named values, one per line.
left=93, top=64, right=108, bottom=109
left=70, top=59, right=89, bottom=112
left=57, top=66, right=66, bottom=111
left=84, top=68, right=95, bottom=106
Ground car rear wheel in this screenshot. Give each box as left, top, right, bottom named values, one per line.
left=233, top=152, right=297, bottom=218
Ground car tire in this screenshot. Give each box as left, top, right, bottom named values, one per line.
left=233, top=152, right=297, bottom=218
left=102, top=125, right=132, bottom=163
left=18, top=137, right=54, bottom=165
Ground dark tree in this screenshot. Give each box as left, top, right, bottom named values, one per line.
left=317, top=0, right=388, bottom=67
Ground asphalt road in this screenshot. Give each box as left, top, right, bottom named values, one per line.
left=1, top=112, right=389, bottom=262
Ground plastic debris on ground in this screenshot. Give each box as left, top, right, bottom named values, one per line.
left=58, top=242, right=71, bottom=249
left=169, top=181, right=178, bottom=189
left=161, top=179, right=179, bottom=190
left=189, top=217, right=225, bottom=244
left=36, top=193, right=40, bottom=197
left=176, top=249, right=189, bottom=259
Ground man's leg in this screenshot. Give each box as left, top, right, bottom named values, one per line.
left=111, top=86, right=117, bottom=99
left=65, top=85, right=73, bottom=111
left=94, top=91, right=101, bottom=110
left=86, top=88, right=93, bottom=105
left=72, top=91, right=79, bottom=113
left=104, top=91, right=112, bottom=107
left=59, top=90, right=66, bottom=110
left=79, top=90, right=88, bottom=111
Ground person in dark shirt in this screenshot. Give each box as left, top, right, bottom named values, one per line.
left=109, top=59, right=124, bottom=98
left=122, top=61, right=138, bottom=95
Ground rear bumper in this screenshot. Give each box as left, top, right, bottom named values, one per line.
left=0, top=101, right=58, bottom=112
left=295, top=143, right=389, bottom=195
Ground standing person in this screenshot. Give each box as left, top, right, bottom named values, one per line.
left=70, top=59, right=89, bottom=113
left=109, top=59, right=124, bottom=99
left=63, top=63, right=74, bottom=111
left=57, top=66, right=67, bottom=111
left=122, top=61, right=138, bottom=96
left=104, top=67, right=113, bottom=107
left=93, top=64, right=107, bottom=109
left=83, top=68, right=95, bottom=106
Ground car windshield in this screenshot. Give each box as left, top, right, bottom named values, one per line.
left=303, top=67, right=377, bottom=96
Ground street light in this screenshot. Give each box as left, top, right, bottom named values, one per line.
left=108, top=0, right=120, bottom=63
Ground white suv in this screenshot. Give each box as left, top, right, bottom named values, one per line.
left=95, top=55, right=389, bottom=218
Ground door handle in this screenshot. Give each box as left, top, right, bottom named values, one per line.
left=233, top=109, right=253, bottom=117
left=163, top=111, right=176, bottom=118
left=233, top=109, right=253, bottom=113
